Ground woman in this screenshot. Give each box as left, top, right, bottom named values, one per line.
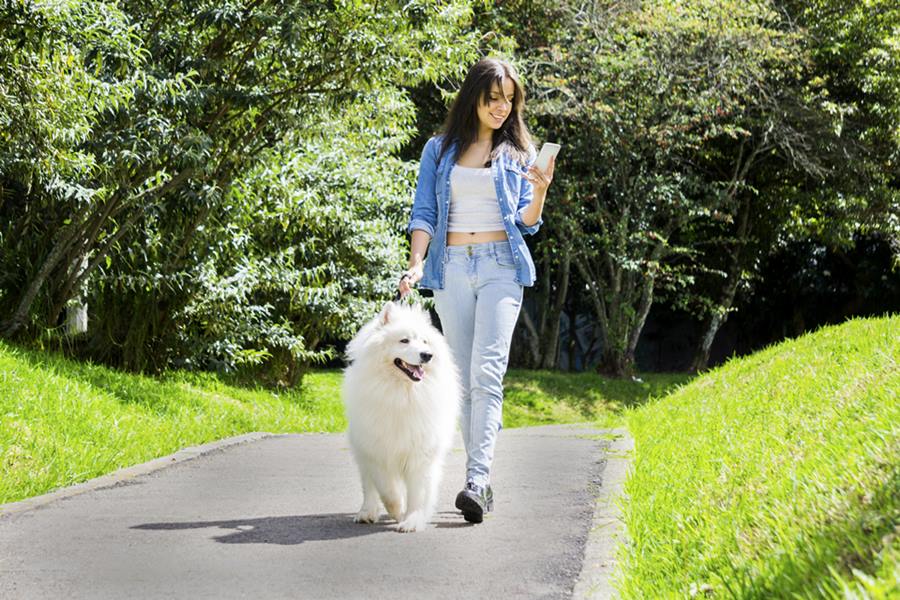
left=398, top=57, right=555, bottom=524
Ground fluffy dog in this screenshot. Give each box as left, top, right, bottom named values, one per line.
left=343, top=301, right=460, bottom=532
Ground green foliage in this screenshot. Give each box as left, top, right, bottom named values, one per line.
left=516, top=0, right=817, bottom=374
left=0, top=1, right=480, bottom=380
left=475, top=0, right=897, bottom=373
left=0, top=0, right=143, bottom=322
left=169, top=91, right=420, bottom=381
left=673, top=0, right=900, bottom=369
left=621, top=315, right=899, bottom=597
left=783, top=0, right=900, bottom=245
left=0, top=0, right=140, bottom=183
left=3, top=0, right=897, bottom=381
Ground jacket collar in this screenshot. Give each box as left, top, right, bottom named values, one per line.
left=439, top=136, right=515, bottom=169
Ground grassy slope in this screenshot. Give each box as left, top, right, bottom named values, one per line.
left=621, top=315, right=899, bottom=598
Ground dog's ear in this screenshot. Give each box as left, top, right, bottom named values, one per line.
left=412, top=303, right=433, bottom=326
left=379, top=301, right=394, bottom=325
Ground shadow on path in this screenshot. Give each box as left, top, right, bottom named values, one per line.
left=132, top=513, right=393, bottom=545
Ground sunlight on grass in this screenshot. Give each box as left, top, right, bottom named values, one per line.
left=0, top=346, right=345, bottom=504
left=0, top=338, right=686, bottom=506
left=619, top=315, right=899, bottom=598
left=504, top=369, right=690, bottom=429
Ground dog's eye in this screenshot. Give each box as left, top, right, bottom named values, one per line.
left=400, top=338, right=410, bottom=344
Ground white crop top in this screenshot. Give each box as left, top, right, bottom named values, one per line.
left=448, top=166, right=504, bottom=232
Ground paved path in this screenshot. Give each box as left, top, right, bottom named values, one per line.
left=0, top=424, right=628, bottom=599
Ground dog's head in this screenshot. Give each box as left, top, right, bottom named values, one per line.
left=377, top=301, right=437, bottom=383
left=346, top=301, right=448, bottom=384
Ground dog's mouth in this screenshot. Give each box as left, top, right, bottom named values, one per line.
left=394, top=358, right=425, bottom=382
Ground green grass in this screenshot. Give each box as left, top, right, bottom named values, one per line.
left=8, top=317, right=896, bottom=596
left=620, top=315, right=899, bottom=598
left=503, top=368, right=690, bottom=428
left=0, top=338, right=685, bottom=506
left=0, top=344, right=346, bottom=504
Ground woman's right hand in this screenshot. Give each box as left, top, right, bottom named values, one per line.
left=398, top=263, right=424, bottom=299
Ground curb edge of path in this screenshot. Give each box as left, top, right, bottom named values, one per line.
left=0, top=432, right=284, bottom=519
left=572, top=427, right=633, bottom=600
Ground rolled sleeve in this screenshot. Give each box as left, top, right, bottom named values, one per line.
left=515, top=212, right=542, bottom=236
left=407, top=138, right=439, bottom=237
left=407, top=217, right=435, bottom=238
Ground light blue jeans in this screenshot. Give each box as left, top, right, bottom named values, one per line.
left=432, top=240, right=524, bottom=489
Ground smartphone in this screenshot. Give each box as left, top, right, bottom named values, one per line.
left=534, top=142, right=561, bottom=173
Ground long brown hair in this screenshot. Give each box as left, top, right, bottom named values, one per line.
left=438, top=58, right=533, bottom=166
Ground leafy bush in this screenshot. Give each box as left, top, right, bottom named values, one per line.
left=1, top=1, right=479, bottom=382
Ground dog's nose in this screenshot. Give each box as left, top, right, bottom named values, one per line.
left=420, top=352, right=433, bottom=363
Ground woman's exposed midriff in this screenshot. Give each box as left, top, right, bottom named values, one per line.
left=446, top=230, right=509, bottom=246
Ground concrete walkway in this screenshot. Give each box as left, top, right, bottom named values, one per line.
left=0, top=424, right=630, bottom=599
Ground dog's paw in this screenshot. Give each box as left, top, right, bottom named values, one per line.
left=354, top=508, right=380, bottom=524
left=384, top=499, right=405, bottom=522
left=396, top=511, right=427, bottom=533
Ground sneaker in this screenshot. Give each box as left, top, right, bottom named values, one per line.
left=455, top=481, right=494, bottom=523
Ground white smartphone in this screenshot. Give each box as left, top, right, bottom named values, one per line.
left=534, top=142, right=561, bottom=173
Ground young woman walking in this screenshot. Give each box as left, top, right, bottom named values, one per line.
left=398, top=57, right=555, bottom=523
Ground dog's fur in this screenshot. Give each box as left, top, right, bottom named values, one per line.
left=342, top=301, right=460, bottom=532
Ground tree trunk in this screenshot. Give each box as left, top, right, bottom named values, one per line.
left=518, top=307, right=542, bottom=367
left=4, top=168, right=191, bottom=338
left=47, top=169, right=194, bottom=328
left=538, top=248, right=571, bottom=369
left=48, top=205, right=145, bottom=327
left=691, top=195, right=752, bottom=372
left=596, top=347, right=632, bottom=377
left=1, top=220, right=83, bottom=337
left=574, top=254, right=635, bottom=377
left=573, top=253, right=610, bottom=360
left=64, top=255, right=90, bottom=335
left=516, top=250, right=551, bottom=367
left=66, top=302, right=89, bottom=336
left=625, top=241, right=664, bottom=360
left=516, top=238, right=572, bottom=369
left=578, top=247, right=664, bottom=378
left=596, top=324, right=635, bottom=378
left=565, top=308, right=578, bottom=370
left=691, top=312, right=724, bottom=373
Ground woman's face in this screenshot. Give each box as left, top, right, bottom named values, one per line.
left=476, top=78, right=515, bottom=131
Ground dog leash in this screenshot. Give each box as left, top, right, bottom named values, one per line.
left=391, top=273, right=412, bottom=304
left=393, top=273, right=435, bottom=308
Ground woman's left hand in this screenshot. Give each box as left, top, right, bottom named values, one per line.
left=525, top=155, right=555, bottom=198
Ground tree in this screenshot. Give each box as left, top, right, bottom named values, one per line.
left=522, top=0, right=815, bottom=376
left=686, top=0, right=900, bottom=371
left=0, top=0, right=141, bottom=337
left=1, top=1, right=480, bottom=379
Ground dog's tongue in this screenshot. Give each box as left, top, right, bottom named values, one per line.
left=411, top=365, right=425, bottom=380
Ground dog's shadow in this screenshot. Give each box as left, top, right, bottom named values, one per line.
left=132, top=513, right=396, bottom=545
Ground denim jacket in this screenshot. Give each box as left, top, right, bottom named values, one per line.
left=406, top=135, right=543, bottom=289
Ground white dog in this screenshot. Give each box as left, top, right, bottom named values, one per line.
left=342, top=301, right=460, bottom=532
